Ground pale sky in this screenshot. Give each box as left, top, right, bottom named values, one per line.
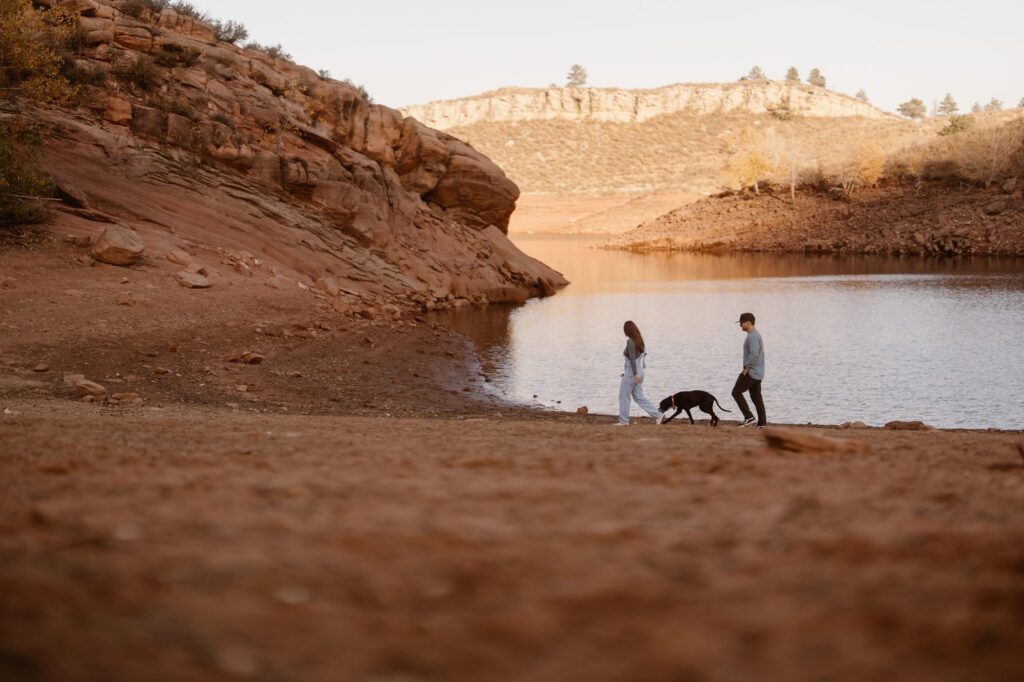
left=191, top=0, right=1022, bottom=113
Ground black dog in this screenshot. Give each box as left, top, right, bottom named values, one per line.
left=659, top=391, right=731, bottom=426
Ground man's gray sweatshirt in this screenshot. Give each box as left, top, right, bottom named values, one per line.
left=743, top=330, right=765, bottom=380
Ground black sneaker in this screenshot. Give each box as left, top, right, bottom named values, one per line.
left=739, top=417, right=756, bottom=427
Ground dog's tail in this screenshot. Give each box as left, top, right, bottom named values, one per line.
left=713, top=395, right=732, bottom=413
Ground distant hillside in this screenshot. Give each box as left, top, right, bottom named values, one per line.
left=402, top=83, right=940, bottom=233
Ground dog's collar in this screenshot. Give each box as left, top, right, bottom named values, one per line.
left=671, top=394, right=676, bottom=409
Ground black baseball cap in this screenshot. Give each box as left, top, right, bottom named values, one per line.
left=738, top=312, right=756, bottom=324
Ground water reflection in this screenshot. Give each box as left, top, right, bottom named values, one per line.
left=436, top=236, right=1024, bottom=429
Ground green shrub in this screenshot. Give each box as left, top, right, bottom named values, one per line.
left=121, top=0, right=168, bottom=19
left=168, top=2, right=207, bottom=20
left=938, top=114, right=974, bottom=137
left=212, top=19, right=248, bottom=44
left=244, top=42, right=291, bottom=60
left=61, top=60, right=107, bottom=87
left=153, top=43, right=200, bottom=68
left=113, top=54, right=159, bottom=91
left=151, top=95, right=198, bottom=120
left=0, top=121, right=54, bottom=232
left=340, top=78, right=372, bottom=103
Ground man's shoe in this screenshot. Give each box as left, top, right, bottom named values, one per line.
left=739, top=417, right=756, bottom=427
left=655, top=412, right=665, bottom=425
left=614, top=422, right=629, bottom=427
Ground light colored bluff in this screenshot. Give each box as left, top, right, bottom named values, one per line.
left=402, top=82, right=892, bottom=130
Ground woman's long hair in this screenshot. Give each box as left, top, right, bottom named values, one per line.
left=623, top=320, right=645, bottom=354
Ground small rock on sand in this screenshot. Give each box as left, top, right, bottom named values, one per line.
left=762, top=426, right=870, bottom=454
left=175, top=271, right=212, bottom=288
left=265, top=275, right=294, bottom=290
left=114, top=291, right=145, bottom=306
left=166, top=249, right=192, bottom=267
left=73, top=379, right=106, bottom=398
left=33, top=363, right=49, bottom=372
left=839, top=421, right=866, bottom=429
left=885, top=420, right=934, bottom=431
left=577, top=406, right=589, bottom=415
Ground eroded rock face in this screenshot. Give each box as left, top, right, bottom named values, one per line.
left=41, top=0, right=562, bottom=304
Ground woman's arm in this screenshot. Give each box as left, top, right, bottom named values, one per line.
left=626, top=338, right=638, bottom=377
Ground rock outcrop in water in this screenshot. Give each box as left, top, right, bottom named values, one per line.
left=402, top=82, right=890, bottom=130
left=35, top=0, right=565, bottom=308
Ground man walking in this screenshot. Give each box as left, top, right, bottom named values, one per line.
left=732, top=312, right=766, bottom=427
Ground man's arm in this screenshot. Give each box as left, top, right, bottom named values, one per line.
left=627, top=338, right=638, bottom=376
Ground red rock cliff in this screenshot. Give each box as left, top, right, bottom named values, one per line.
left=33, top=0, right=565, bottom=308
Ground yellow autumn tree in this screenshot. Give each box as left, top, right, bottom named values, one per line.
left=839, top=143, right=886, bottom=196
left=723, top=126, right=775, bottom=194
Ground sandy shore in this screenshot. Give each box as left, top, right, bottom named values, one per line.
left=2, top=242, right=1023, bottom=681
left=2, top=410, right=1023, bottom=681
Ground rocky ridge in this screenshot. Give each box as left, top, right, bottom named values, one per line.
left=402, top=82, right=891, bottom=131
left=31, top=0, right=565, bottom=311
left=604, top=179, right=1024, bottom=257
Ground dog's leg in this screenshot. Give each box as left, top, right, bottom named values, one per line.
left=699, top=402, right=716, bottom=426
left=686, top=409, right=694, bottom=425
left=664, top=408, right=682, bottom=424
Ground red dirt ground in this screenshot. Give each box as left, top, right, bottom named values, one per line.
left=2, top=240, right=1023, bottom=682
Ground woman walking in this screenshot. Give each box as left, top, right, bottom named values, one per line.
left=617, top=320, right=665, bottom=426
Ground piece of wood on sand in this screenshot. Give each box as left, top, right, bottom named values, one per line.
left=762, top=426, right=871, bottom=455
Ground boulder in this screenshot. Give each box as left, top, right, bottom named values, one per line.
left=576, top=406, right=589, bottom=415
left=174, top=270, right=211, bottom=288
left=762, top=426, right=870, bottom=454
left=91, top=224, right=145, bottom=265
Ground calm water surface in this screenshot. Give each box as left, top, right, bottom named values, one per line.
left=435, top=235, right=1024, bottom=429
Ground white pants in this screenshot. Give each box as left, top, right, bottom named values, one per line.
left=618, top=354, right=660, bottom=424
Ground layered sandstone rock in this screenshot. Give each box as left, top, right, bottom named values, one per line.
left=40, top=0, right=565, bottom=307
left=402, top=82, right=891, bottom=130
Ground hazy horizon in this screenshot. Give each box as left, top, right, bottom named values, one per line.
left=171, top=1, right=1021, bottom=111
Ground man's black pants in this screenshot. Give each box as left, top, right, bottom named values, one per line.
left=732, top=373, right=766, bottom=426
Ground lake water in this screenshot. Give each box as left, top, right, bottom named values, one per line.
left=434, top=235, right=1024, bottom=429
